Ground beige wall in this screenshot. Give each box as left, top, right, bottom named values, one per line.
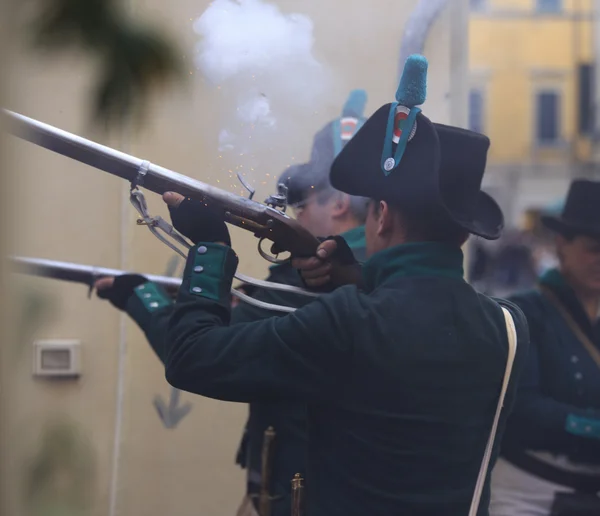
left=2, top=1, right=467, bottom=515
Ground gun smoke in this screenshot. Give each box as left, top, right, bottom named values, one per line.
left=192, top=0, right=332, bottom=188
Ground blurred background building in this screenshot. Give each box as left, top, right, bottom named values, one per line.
left=467, top=0, right=598, bottom=296
left=470, top=0, right=595, bottom=222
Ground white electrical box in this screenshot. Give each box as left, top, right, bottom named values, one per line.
left=33, top=340, right=81, bottom=377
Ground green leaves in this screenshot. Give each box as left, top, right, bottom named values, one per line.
left=31, top=0, right=184, bottom=127
left=23, top=418, right=95, bottom=516
left=14, top=287, right=57, bottom=359
left=32, top=0, right=115, bottom=48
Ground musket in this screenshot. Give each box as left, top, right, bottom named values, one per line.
left=9, top=256, right=304, bottom=313
left=10, top=256, right=180, bottom=297
left=258, top=426, right=277, bottom=516
left=3, top=110, right=320, bottom=263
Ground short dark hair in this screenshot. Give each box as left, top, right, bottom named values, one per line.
left=372, top=199, right=469, bottom=247
left=312, top=186, right=369, bottom=225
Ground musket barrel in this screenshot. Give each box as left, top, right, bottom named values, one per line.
left=2, top=110, right=321, bottom=258
left=9, top=256, right=302, bottom=312
left=2, top=110, right=273, bottom=220
left=10, top=256, right=181, bottom=290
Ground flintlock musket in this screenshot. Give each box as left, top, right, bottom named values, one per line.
left=10, top=256, right=300, bottom=313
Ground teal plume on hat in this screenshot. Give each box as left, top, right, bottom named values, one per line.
left=395, top=54, right=427, bottom=107
left=381, top=54, right=428, bottom=176
left=342, top=89, right=368, bottom=118
left=330, top=89, right=369, bottom=158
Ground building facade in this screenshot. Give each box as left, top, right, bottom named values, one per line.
left=469, top=0, right=597, bottom=226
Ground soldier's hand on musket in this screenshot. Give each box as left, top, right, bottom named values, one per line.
left=292, top=236, right=362, bottom=289
left=163, top=192, right=231, bottom=246
left=95, top=274, right=148, bottom=310
left=291, top=239, right=338, bottom=287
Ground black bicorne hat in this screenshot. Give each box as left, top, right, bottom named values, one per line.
left=330, top=55, right=504, bottom=240
left=278, top=90, right=369, bottom=207
left=311, top=89, right=368, bottom=165
left=542, top=179, right=600, bottom=239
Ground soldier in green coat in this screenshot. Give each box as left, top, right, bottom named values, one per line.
left=94, top=274, right=173, bottom=362
left=490, top=180, right=600, bottom=516
left=158, top=55, right=531, bottom=516
left=93, top=167, right=368, bottom=516
left=231, top=161, right=368, bottom=516
left=94, top=90, right=370, bottom=516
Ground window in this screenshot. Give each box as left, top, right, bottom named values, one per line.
left=469, top=89, right=485, bottom=134
left=578, top=64, right=594, bottom=135
left=536, top=91, right=560, bottom=144
left=536, top=0, right=561, bottom=13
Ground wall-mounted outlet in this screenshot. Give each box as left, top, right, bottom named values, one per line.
left=33, top=340, right=81, bottom=378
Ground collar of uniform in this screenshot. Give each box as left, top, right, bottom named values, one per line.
left=362, top=242, right=464, bottom=292
left=539, top=268, right=599, bottom=338
left=341, top=225, right=365, bottom=250
left=540, top=268, right=567, bottom=292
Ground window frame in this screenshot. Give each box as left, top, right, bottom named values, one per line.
left=535, top=0, right=562, bottom=14
left=468, top=87, right=486, bottom=135
left=469, top=0, right=487, bottom=12
left=534, top=88, right=562, bottom=147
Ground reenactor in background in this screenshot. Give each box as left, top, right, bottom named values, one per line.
left=491, top=179, right=600, bottom=516
left=158, top=56, right=530, bottom=516
left=230, top=89, right=369, bottom=516
left=231, top=159, right=368, bottom=516
left=309, top=89, right=367, bottom=166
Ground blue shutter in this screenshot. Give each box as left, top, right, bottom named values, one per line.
left=469, top=89, right=484, bottom=134
left=536, top=91, right=560, bottom=144
left=537, top=0, right=561, bottom=13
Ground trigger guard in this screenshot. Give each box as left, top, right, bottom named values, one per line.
left=258, top=238, right=290, bottom=265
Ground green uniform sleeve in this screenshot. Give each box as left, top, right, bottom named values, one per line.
left=165, top=242, right=361, bottom=403
left=505, top=292, right=600, bottom=460
left=124, top=281, right=174, bottom=364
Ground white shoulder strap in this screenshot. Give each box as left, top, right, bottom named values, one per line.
left=468, top=307, right=518, bottom=516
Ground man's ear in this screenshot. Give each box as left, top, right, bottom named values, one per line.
left=377, top=201, right=394, bottom=237
left=331, top=193, right=351, bottom=218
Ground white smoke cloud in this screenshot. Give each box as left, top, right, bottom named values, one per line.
left=193, top=0, right=319, bottom=84
left=192, top=0, right=332, bottom=183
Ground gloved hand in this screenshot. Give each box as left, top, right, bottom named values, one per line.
left=163, top=192, right=231, bottom=246
left=291, top=236, right=360, bottom=289
left=95, top=274, right=148, bottom=311
left=316, top=235, right=358, bottom=266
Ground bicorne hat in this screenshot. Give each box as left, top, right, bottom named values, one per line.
left=541, top=179, right=600, bottom=239
left=279, top=89, right=370, bottom=207
left=311, top=89, right=368, bottom=165
left=330, top=55, right=504, bottom=240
